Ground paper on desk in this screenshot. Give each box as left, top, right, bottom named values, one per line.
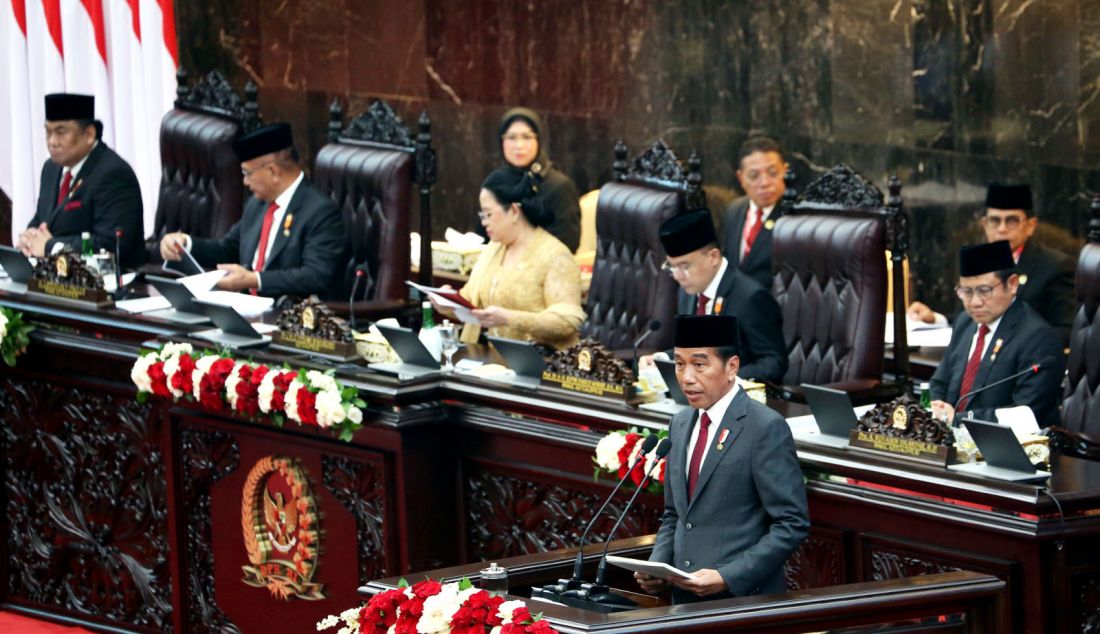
left=604, top=555, right=695, bottom=581
left=406, top=281, right=480, bottom=325
left=180, top=269, right=228, bottom=296
left=116, top=296, right=171, bottom=313
left=884, top=313, right=952, bottom=347
left=197, top=290, right=273, bottom=317
left=995, top=406, right=1041, bottom=438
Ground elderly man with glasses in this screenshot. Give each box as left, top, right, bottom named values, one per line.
left=928, top=241, right=1065, bottom=427
left=909, top=183, right=1075, bottom=344
left=639, top=209, right=788, bottom=384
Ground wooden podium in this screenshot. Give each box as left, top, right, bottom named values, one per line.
left=360, top=536, right=1004, bottom=633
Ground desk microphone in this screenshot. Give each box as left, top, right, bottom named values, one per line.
left=349, top=268, right=366, bottom=332
left=953, top=355, right=1056, bottom=415
left=592, top=438, right=672, bottom=591
left=114, top=228, right=123, bottom=289
left=564, top=433, right=659, bottom=588
left=632, top=320, right=662, bottom=374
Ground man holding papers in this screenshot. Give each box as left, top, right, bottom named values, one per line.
left=158, top=123, right=343, bottom=298
left=636, top=315, right=808, bottom=603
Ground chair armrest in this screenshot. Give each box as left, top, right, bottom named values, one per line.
left=1048, top=426, right=1100, bottom=461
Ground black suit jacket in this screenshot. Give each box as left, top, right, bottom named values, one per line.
left=676, top=264, right=788, bottom=383
left=189, top=179, right=344, bottom=299
left=929, top=299, right=1065, bottom=426
left=1016, top=241, right=1075, bottom=345
left=719, top=197, right=783, bottom=291
left=30, top=143, right=145, bottom=268
left=651, top=389, right=809, bottom=603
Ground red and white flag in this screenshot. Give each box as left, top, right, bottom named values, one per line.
left=1, top=0, right=177, bottom=243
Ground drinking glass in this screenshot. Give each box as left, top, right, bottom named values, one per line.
left=439, top=323, right=458, bottom=371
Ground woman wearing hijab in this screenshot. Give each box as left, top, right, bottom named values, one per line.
left=444, top=166, right=585, bottom=349
left=485, top=107, right=582, bottom=252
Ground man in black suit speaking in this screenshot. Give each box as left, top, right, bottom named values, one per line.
left=929, top=241, right=1065, bottom=427
left=19, top=93, right=144, bottom=268
left=159, top=123, right=343, bottom=298
left=636, top=315, right=808, bottom=603
left=641, top=209, right=788, bottom=383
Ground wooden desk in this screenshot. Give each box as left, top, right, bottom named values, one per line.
left=0, top=291, right=1096, bottom=633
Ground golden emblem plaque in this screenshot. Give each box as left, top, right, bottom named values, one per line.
left=891, top=406, right=909, bottom=430
left=56, top=254, right=69, bottom=278
left=577, top=348, right=593, bottom=372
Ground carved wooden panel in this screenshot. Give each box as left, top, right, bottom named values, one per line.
left=322, top=454, right=388, bottom=585
left=179, top=427, right=241, bottom=633
left=464, top=465, right=661, bottom=561
left=1074, top=569, right=1100, bottom=633
left=785, top=526, right=846, bottom=590
left=0, top=377, right=172, bottom=630
left=861, top=534, right=1012, bottom=583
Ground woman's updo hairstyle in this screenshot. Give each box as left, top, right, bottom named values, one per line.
left=481, top=166, right=549, bottom=228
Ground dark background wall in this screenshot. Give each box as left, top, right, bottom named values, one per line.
left=177, top=0, right=1100, bottom=314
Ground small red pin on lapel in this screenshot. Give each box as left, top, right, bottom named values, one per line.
left=716, top=428, right=730, bottom=451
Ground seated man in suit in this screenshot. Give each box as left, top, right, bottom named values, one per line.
left=19, top=93, right=145, bottom=268
left=719, top=136, right=789, bottom=291
left=636, top=315, right=809, bottom=604
left=159, top=123, right=344, bottom=298
left=640, top=209, right=787, bottom=383
left=929, top=241, right=1065, bottom=427
left=909, top=183, right=1074, bottom=344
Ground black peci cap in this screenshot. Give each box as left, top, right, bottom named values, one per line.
left=233, top=123, right=294, bottom=162
left=674, top=315, right=741, bottom=351
left=45, top=93, right=94, bottom=121
left=959, top=240, right=1015, bottom=277
left=659, top=210, right=719, bottom=257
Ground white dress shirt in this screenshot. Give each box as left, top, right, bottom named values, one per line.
left=685, top=382, right=740, bottom=470
left=696, top=257, right=729, bottom=315
left=739, top=203, right=775, bottom=258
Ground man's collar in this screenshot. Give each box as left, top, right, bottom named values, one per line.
left=703, top=381, right=740, bottom=423
left=700, top=257, right=729, bottom=301
left=67, top=141, right=99, bottom=179
left=273, top=170, right=305, bottom=209
left=749, top=201, right=776, bottom=221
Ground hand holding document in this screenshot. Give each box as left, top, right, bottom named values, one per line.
left=604, top=555, right=696, bottom=581
left=406, top=281, right=479, bottom=324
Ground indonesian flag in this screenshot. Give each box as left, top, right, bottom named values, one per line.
left=0, top=0, right=177, bottom=244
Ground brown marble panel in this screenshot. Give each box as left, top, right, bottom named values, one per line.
left=1082, top=0, right=1100, bottom=160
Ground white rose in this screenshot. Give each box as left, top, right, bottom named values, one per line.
left=497, top=600, right=527, bottom=624
left=131, top=354, right=156, bottom=393
left=284, top=379, right=304, bottom=422
left=163, top=355, right=184, bottom=398
left=225, top=362, right=248, bottom=409
left=314, top=389, right=345, bottom=428
left=418, top=585, right=463, bottom=634
left=306, top=370, right=339, bottom=393
left=594, top=432, right=627, bottom=471
left=346, top=405, right=363, bottom=425
left=0, top=312, right=8, bottom=340
left=258, top=369, right=279, bottom=413
left=191, top=355, right=220, bottom=401
left=160, top=341, right=193, bottom=361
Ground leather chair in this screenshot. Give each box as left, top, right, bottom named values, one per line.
left=583, top=140, right=704, bottom=352
left=145, top=69, right=261, bottom=265
left=313, top=100, right=434, bottom=317
left=1052, top=195, right=1100, bottom=459
left=771, top=165, right=901, bottom=405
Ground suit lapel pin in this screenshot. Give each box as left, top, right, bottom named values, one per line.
left=282, top=213, right=294, bottom=237
left=990, top=338, right=1003, bottom=362
left=716, top=428, right=730, bottom=451
left=713, top=297, right=724, bottom=314
left=69, top=178, right=83, bottom=199
left=764, top=219, right=775, bottom=231
left=1018, top=274, right=1028, bottom=285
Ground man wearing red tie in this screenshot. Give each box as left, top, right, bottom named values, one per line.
left=928, top=241, right=1064, bottom=426
left=636, top=315, right=808, bottom=604
left=719, top=136, right=788, bottom=291
left=159, top=123, right=343, bottom=298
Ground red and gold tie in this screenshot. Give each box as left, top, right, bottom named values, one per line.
left=742, top=207, right=763, bottom=260
left=957, top=324, right=990, bottom=410
left=687, top=412, right=712, bottom=498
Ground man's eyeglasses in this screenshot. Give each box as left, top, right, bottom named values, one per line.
left=982, top=215, right=1024, bottom=229
left=661, top=260, right=692, bottom=275
left=241, top=161, right=276, bottom=178
left=956, top=281, right=1004, bottom=301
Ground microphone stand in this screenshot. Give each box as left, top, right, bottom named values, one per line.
left=631, top=322, right=660, bottom=375
left=953, top=361, right=1046, bottom=419
left=349, top=269, right=365, bottom=332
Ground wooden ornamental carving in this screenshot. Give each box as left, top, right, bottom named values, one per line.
left=180, top=427, right=241, bottom=633
left=273, top=296, right=358, bottom=360
left=849, top=393, right=955, bottom=465
left=1076, top=571, right=1100, bottom=633
left=1090, top=193, right=1100, bottom=242
left=322, top=454, right=388, bottom=585
left=870, top=550, right=961, bottom=580
left=28, top=249, right=112, bottom=306
left=784, top=531, right=845, bottom=591
left=340, top=100, right=415, bottom=147
left=798, top=164, right=886, bottom=210
left=0, top=378, right=172, bottom=630
left=414, top=111, right=437, bottom=287
left=465, top=469, right=659, bottom=561
left=541, top=338, right=636, bottom=401
left=175, top=68, right=261, bottom=132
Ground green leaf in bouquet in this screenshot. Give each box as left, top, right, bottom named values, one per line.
left=458, top=577, right=474, bottom=591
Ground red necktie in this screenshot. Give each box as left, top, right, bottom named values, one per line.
left=742, top=207, right=763, bottom=260
left=687, top=412, right=712, bottom=499
left=957, top=324, right=990, bottom=410
left=696, top=294, right=709, bottom=315
left=57, top=170, right=72, bottom=205
left=253, top=202, right=279, bottom=272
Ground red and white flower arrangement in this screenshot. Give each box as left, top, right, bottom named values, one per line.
left=317, top=578, right=558, bottom=634
left=593, top=427, right=668, bottom=494
left=132, top=343, right=365, bottom=441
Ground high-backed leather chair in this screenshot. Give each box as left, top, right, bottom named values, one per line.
left=146, top=69, right=261, bottom=264
left=583, top=140, right=704, bottom=352
left=313, top=100, right=434, bottom=315
left=1053, top=195, right=1100, bottom=458
left=772, top=165, right=903, bottom=404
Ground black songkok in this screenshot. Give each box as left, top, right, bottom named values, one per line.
left=959, top=240, right=1015, bottom=277
left=659, top=210, right=719, bottom=257
left=45, top=93, right=94, bottom=121
left=674, top=315, right=740, bottom=351
left=233, top=123, right=294, bottom=162
left=985, top=183, right=1033, bottom=211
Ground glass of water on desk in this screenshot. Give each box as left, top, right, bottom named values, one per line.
left=439, top=320, right=458, bottom=372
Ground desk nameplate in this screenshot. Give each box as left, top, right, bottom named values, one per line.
left=27, top=279, right=113, bottom=308
left=848, top=429, right=955, bottom=467
left=541, top=371, right=637, bottom=402
left=272, top=331, right=360, bottom=361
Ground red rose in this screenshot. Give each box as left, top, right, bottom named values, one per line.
left=270, top=371, right=295, bottom=411
left=510, top=606, right=533, bottom=625
left=234, top=365, right=261, bottom=417
left=169, top=353, right=196, bottom=396
left=525, top=619, right=557, bottom=634
left=394, top=596, right=425, bottom=634
left=147, top=361, right=171, bottom=398
left=410, top=579, right=442, bottom=599
left=655, top=458, right=667, bottom=483
left=296, top=388, right=318, bottom=425
left=359, top=588, right=408, bottom=631
left=615, top=433, right=641, bottom=480
left=449, top=590, right=503, bottom=632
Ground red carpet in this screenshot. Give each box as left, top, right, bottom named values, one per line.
left=0, top=611, right=94, bottom=633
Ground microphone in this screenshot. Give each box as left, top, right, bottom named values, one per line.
left=953, top=355, right=1056, bottom=416
left=114, top=228, right=123, bottom=289
left=631, top=319, right=662, bottom=374
left=563, top=433, right=659, bottom=589
left=590, top=438, right=673, bottom=596
left=349, top=268, right=366, bottom=332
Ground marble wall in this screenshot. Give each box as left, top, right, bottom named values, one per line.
left=178, top=0, right=1100, bottom=313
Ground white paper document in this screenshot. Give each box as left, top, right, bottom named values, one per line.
left=884, top=313, right=952, bottom=347
left=180, top=269, right=228, bottom=296
left=406, top=281, right=480, bottom=325
left=198, top=290, right=274, bottom=317
left=995, top=406, right=1042, bottom=438
left=604, top=555, right=696, bottom=581
left=116, top=296, right=172, bottom=314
